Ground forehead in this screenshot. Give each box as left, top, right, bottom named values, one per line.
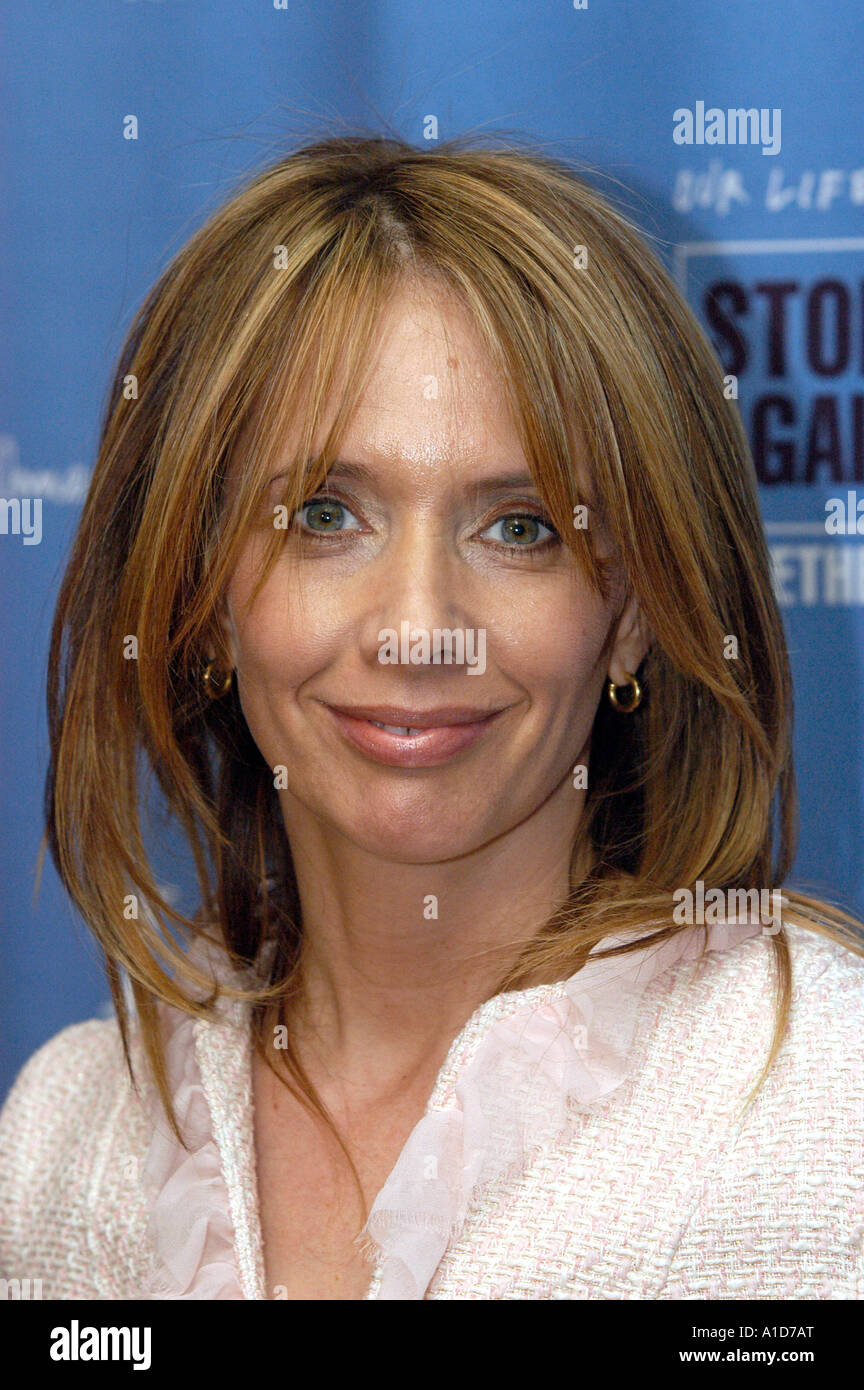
left=230, top=275, right=595, bottom=510
left=308, top=280, right=527, bottom=490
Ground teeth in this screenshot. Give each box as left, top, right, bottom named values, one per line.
left=371, top=721, right=417, bottom=736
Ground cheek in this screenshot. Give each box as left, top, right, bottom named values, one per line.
left=227, top=562, right=340, bottom=691
left=489, top=583, right=614, bottom=694
left=227, top=591, right=328, bottom=771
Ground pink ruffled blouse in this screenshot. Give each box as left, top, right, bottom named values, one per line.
left=138, top=916, right=768, bottom=1300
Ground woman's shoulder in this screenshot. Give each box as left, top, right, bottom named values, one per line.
left=643, top=919, right=864, bottom=1296
left=0, top=1014, right=138, bottom=1199
left=637, top=915, right=864, bottom=1145
left=661, top=914, right=864, bottom=1027
left=634, top=916, right=864, bottom=1114
left=0, top=1014, right=152, bottom=1295
left=0, top=1014, right=132, bottom=1135
left=781, top=915, right=864, bottom=1015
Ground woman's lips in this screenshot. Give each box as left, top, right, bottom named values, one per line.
left=324, top=704, right=506, bottom=767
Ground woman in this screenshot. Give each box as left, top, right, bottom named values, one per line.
left=1, top=132, right=863, bottom=1301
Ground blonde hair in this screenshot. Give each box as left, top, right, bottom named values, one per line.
left=42, top=131, right=864, bottom=1217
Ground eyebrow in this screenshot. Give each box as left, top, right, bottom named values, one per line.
left=268, top=459, right=546, bottom=499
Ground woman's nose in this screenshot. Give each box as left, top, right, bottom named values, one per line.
left=357, top=520, right=473, bottom=669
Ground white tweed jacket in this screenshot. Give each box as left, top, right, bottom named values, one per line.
left=1, top=920, right=863, bottom=1300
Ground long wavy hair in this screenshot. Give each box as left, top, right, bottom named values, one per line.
left=42, top=131, right=864, bottom=1208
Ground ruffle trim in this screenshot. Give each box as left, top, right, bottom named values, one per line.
left=139, top=933, right=254, bottom=1299
left=136, top=915, right=773, bottom=1299
left=361, top=917, right=767, bottom=1298
left=140, top=998, right=243, bottom=1299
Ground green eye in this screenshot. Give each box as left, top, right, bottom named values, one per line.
left=481, top=513, right=557, bottom=546
left=295, top=495, right=362, bottom=533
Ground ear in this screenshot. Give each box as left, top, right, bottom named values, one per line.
left=607, top=587, right=652, bottom=686
left=205, top=594, right=239, bottom=670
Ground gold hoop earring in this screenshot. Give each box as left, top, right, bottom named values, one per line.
left=202, top=660, right=233, bottom=699
left=607, top=671, right=642, bottom=713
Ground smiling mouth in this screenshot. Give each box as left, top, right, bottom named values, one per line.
left=328, top=703, right=506, bottom=727
left=322, top=702, right=508, bottom=766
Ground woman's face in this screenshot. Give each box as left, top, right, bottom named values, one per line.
left=220, top=279, right=648, bottom=862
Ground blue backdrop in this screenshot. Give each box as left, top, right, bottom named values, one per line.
left=3, top=0, right=863, bottom=1100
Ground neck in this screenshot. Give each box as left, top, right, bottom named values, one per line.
left=273, top=774, right=591, bottom=1093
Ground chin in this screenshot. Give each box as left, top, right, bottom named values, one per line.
left=340, top=810, right=488, bottom=865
